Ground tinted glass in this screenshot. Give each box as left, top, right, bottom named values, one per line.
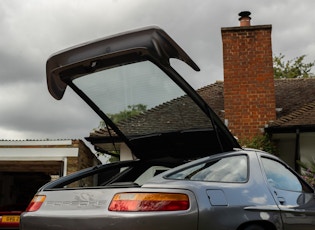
left=73, top=61, right=213, bottom=136
left=167, top=155, right=248, bottom=182
left=261, top=157, right=304, bottom=192
left=54, top=163, right=174, bottom=189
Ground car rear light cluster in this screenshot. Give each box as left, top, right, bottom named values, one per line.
left=25, top=195, right=46, bottom=212
left=108, top=192, right=189, bottom=211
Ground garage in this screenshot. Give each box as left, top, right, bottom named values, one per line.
left=0, top=140, right=99, bottom=211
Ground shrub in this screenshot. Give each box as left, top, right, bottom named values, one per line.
left=298, top=159, right=315, bottom=188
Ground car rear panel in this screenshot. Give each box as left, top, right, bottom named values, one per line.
left=20, top=188, right=198, bottom=230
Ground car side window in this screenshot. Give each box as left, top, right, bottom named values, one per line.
left=167, top=155, right=248, bottom=183
left=261, top=157, right=311, bottom=193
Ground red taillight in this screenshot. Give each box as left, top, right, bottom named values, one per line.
left=25, top=195, right=46, bottom=212
left=108, top=193, right=189, bottom=212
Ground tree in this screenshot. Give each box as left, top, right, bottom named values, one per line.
left=94, top=104, right=147, bottom=161
left=273, top=54, right=315, bottom=79
left=97, top=104, right=147, bottom=129
left=108, top=104, right=147, bottom=123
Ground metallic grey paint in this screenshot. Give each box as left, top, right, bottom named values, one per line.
left=21, top=150, right=315, bottom=230
left=20, top=26, right=315, bottom=229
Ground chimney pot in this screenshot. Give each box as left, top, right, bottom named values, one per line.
left=239, top=11, right=251, bottom=26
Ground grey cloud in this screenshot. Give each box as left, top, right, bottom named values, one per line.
left=0, top=0, right=315, bottom=144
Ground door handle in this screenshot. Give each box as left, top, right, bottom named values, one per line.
left=277, top=197, right=286, bottom=205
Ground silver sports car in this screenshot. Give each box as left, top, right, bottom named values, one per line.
left=20, top=27, right=315, bottom=230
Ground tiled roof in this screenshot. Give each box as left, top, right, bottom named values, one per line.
left=270, top=78, right=315, bottom=130
left=197, top=81, right=225, bottom=119
left=198, top=79, right=315, bottom=129
left=90, top=78, right=315, bottom=138
left=274, top=78, right=315, bottom=118
left=90, top=94, right=213, bottom=138
left=269, top=100, right=315, bottom=127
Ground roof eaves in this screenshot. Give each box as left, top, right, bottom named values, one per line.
left=266, top=100, right=315, bottom=133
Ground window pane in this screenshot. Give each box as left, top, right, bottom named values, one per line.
left=167, top=155, right=248, bottom=182
left=73, top=61, right=213, bottom=136
left=261, top=158, right=302, bottom=192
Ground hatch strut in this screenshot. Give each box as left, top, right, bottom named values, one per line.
left=67, top=81, right=135, bottom=151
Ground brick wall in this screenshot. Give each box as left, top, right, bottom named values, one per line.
left=221, top=24, right=276, bottom=140
left=67, top=140, right=99, bottom=175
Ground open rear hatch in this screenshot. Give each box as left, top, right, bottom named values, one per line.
left=46, top=26, right=240, bottom=159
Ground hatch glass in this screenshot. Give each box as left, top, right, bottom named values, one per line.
left=73, top=60, right=212, bottom=136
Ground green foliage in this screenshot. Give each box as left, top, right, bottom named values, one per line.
left=240, top=134, right=277, bottom=154
left=95, top=104, right=147, bottom=160
left=95, top=150, right=120, bottom=162
left=108, top=104, right=147, bottom=123
left=297, top=159, right=315, bottom=188
left=96, top=104, right=147, bottom=129
left=273, top=53, right=315, bottom=79
left=107, top=151, right=120, bottom=163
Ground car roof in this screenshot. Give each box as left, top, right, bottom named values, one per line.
left=46, top=26, right=240, bottom=160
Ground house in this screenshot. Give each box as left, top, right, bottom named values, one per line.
left=198, top=79, right=315, bottom=171
left=87, top=12, right=315, bottom=171
left=265, top=79, right=315, bottom=170
left=0, top=139, right=99, bottom=208
left=220, top=11, right=315, bottom=171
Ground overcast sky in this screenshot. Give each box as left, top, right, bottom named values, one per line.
left=1, top=0, right=315, bottom=148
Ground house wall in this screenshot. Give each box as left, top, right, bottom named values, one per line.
left=67, top=140, right=100, bottom=175
left=272, top=133, right=296, bottom=168
left=120, top=143, right=133, bottom=161
left=272, top=132, right=315, bottom=169
left=300, top=133, right=315, bottom=164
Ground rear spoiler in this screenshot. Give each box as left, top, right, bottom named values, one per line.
left=46, top=26, right=200, bottom=100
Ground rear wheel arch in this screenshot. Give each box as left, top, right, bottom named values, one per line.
left=237, top=220, right=277, bottom=230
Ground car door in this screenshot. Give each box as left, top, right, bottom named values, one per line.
left=261, top=157, right=315, bottom=230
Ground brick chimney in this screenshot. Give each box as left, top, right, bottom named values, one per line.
left=221, top=11, right=276, bottom=140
